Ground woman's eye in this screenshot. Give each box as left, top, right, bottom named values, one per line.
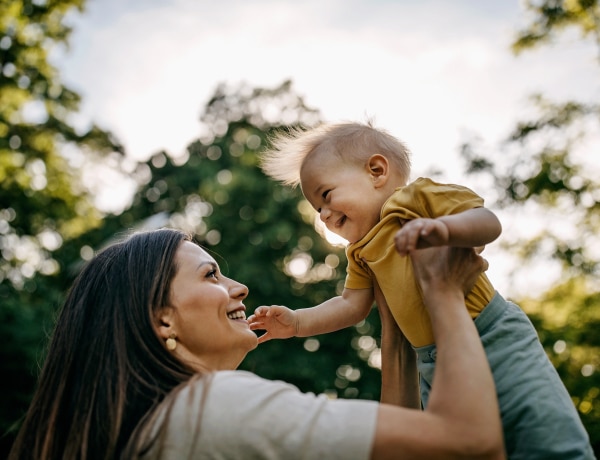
left=206, top=269, right=218, bottom=279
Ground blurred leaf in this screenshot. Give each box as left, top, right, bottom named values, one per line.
left=462, top=2, right=600, bottom=453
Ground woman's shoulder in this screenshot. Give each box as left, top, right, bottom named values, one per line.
left=142, top=370, right=378, bottom=459
left=209, top=369, right=301, bottom=391
left=177, top=369, right=299, bottom=400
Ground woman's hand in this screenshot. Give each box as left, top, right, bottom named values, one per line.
left=410, top=246, right=488, bottom=298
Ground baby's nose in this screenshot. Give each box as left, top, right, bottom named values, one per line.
left=319, top=207, right=332, bottom=222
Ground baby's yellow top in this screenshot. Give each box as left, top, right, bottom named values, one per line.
left=345, top=177, right=495, bottom=347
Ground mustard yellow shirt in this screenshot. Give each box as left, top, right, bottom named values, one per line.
left=345, top=177, right=495, bottom=347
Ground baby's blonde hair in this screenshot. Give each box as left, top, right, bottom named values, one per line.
left=260, top=121, right=412, bottom=188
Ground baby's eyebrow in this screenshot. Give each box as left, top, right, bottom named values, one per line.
left=314, top=183, right=326, bottom=196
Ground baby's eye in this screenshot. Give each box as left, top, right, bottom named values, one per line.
left=322, top=189, right=330, bottom=200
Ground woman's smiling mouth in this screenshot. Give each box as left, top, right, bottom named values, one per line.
left=227, top=309, right=247, bottom=320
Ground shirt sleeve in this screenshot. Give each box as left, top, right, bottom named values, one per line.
left=395, top=177, right=484, bottom=218
left=345, top=247, right=374, bottom=290
left=146, top=370, right=379, bottom=460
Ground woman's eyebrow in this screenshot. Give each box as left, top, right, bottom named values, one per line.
left=196, top=261, right=218, bottom=272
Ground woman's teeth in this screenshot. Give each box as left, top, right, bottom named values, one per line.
left=227, top=310, right=246, bottom=320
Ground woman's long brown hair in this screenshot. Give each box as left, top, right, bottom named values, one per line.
left=9, top=228, right=197, bottom=460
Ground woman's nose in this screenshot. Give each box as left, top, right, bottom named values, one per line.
left=230, top=280, right=249, bottom=299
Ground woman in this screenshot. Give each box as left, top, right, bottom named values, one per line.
left=9, top=228, right=504, bottom=459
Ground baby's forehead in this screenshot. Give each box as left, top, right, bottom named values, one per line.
left=299, top=151, right=334, bottom=183
left=302, top=144, right=348, bottom=168
left=300, top=153, right=364, bottom=196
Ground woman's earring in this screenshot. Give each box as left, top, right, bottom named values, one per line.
left=166, top=333, right=177, bottom=351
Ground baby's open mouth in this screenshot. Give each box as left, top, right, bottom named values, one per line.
left=335, top=216, right=347, bottom=228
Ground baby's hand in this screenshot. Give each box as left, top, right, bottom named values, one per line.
left=395, top=218, right=450, bottom=256
left=248, top=305, right=298, bottom=344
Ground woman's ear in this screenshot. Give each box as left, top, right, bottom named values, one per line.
left=367, top=154, right=390, bottom=187
left=154, top=306, right=176, bottom=341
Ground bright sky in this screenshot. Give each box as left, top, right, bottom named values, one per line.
left=56, top=0, right=598, bottom=297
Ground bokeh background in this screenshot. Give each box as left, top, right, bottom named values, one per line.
left=1, top=0, right=599, bottom=456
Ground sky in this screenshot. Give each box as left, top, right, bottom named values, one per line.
left=54, top=0, right=599, bottom=297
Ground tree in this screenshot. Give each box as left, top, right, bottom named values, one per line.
left=461, top=0, right=600, bottom=452
left=0, top=0, right=122, bottom=453
left=1, top=75, right=388, bottom=456
left=102, top=80, right=385, bottom=398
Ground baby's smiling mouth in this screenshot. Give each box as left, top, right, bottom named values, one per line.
left=334, top=215, right=347, bottom=228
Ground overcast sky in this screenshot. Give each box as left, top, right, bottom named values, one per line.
left=55, top=0, right=598, bottom=296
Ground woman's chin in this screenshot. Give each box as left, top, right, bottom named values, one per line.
left=239, top=328, right=260, bottom=352
left=247, top=334, right=259, bottom=351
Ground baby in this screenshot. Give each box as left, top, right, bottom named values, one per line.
left=249, top=121, right=594, bottom=460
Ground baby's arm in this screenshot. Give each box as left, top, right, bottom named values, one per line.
left=248, top=288, right=374, bottom=344
left=395, top=207, right=501, bottom=256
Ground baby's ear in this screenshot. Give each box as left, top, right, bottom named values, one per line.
left=367, top=154, right=389, bottom=186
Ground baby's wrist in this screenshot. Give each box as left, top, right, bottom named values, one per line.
left=293, top=312, right=301, bottom=336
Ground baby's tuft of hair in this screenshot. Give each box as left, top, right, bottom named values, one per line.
left=259, top=121, right=412, bottom=188
left=260, top=126, right=326, bottom=188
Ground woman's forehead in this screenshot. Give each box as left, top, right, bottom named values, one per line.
left=178, top=242, right=217, bottom=266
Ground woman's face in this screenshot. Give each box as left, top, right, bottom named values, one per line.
left=162, top=241, right=258, bottom=371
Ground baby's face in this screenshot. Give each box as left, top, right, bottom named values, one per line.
left=300, top=154, right=384, bottom=244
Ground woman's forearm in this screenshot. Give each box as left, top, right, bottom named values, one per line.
left=371, top=247, right=504, bottom=459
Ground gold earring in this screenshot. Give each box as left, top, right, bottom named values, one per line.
left=166, top=333, right=177, bottom=351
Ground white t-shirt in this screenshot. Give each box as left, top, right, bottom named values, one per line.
left=140, top=370, right=378, bottom=459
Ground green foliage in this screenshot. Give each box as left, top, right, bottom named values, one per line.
left=3, top=0, right=599, bottom=457
left=512, top=0, right=600, bottom=53
left=0, top=0, right=123, bottom=454
left=463, top=1, right=600, bottom=453
left=105, top=80, right=384, bottom=399
left=521, top=279, right=600, bottom=449
left=0, top=0, right=123, bottom=287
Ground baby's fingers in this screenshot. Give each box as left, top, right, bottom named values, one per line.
left=256, top=331, right=273, bottom=344
left=251, top=306, right=272, bottom=318
left=248, top=318, right=264, bottom=330
left=395, top=227, right=420, bottom=256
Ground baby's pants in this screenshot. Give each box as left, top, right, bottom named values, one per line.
left=415, top=292, right=595, bottom=460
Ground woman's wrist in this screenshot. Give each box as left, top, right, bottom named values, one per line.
left=422, top=285, right=464, bottom=313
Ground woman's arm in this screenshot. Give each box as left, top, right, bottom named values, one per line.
left=147, top=248, right=502, bottom=459
left=374, top=277, right=419, bottom=408
left=371, top=247, right=505, bottom=460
